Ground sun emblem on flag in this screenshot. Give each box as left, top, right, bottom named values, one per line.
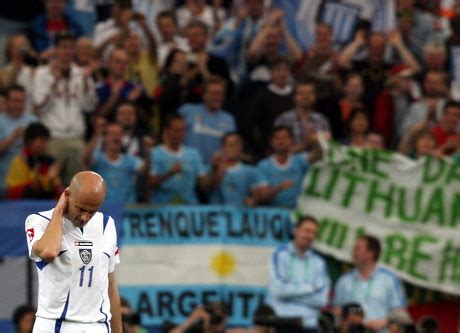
left=210, top=250, right=236, bottom=278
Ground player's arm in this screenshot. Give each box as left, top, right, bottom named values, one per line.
left=32, top=189, right=68, bottom=262
left=108, top=272, right=122, bottom=333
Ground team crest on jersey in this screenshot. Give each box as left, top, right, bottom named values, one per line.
left=79, top=249, right=92, bottom=264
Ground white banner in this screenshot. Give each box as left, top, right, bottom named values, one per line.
left=297, top=143, right=460, bottom=295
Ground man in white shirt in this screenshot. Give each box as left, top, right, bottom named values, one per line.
left=25, top=171, right=122, bottom=333
left=33, top=31, right=97, bottom=185
left=156, top=10, right=189, bottom=67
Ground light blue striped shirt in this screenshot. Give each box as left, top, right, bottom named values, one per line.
left=333, top=266, right=407, bottom=333
left=267, top=243, right=330, bottom=329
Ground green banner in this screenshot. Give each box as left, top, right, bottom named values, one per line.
left=297, top=143, right=460, bottom=295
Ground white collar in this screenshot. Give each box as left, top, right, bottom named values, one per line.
left=268, top=83, right=293, bottom=96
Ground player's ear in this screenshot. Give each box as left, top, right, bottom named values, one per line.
left=64, top=187, right=71, bottom=198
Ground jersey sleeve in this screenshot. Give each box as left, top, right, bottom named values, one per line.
left=107, top=217, right=120, bottom=273
left=25, top=214, right=49, bottom=261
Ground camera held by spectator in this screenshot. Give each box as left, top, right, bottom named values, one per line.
left=339, top=303, right=367, bottom=333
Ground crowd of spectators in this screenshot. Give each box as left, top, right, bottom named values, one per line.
left=0, top=0, right=459, bottom=205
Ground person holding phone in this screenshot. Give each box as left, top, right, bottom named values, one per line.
left=24, top=171, right=122, bottom=333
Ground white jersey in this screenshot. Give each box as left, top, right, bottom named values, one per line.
left=25, top=209, right=120, bottom=326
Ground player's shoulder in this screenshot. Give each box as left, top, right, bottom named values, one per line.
left=84, top=212, right=116, bottom=237
left=91, top=211, right=112, bottom=223
left=98, top=212, right=116, bottom=233
left=26, top=209, right=54, bottom=224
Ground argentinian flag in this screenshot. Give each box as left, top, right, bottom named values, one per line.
left=117, top=205, right=292, bottom=327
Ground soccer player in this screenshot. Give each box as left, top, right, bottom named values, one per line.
left=25, top=171, right=122, bottom=333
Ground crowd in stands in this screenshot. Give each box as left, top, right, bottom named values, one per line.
left=0, top=0, right=459, bottom=206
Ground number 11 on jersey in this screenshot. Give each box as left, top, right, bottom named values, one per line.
left=79, top=265, right=94, bottom=287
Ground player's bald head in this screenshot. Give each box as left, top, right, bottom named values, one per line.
left=69, top=171, right=106, bottom=205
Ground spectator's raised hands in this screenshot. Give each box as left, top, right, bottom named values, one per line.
left=387, top=30, right=404, bottom=47
left=47, top=163, right=62, bottom=183
left=353, top=28, right=368, bottom=46
left=267, top=9, right=284, bottom=27
left=127, top=84, right=143, bottom=101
